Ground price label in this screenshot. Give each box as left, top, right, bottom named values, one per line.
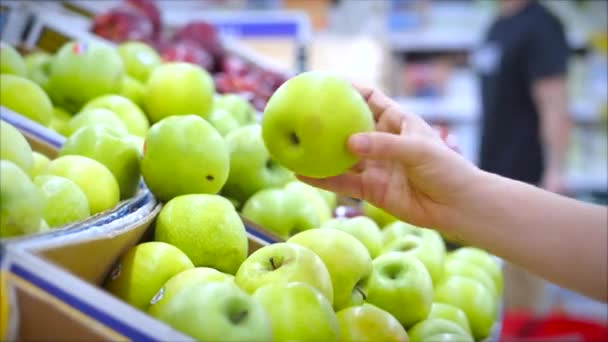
left=60, top=1, right=94, bottom=19
left=36, top=26, right=71, bottom=53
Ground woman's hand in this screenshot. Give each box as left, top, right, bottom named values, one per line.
left=298, top=85, right=483, bottom=231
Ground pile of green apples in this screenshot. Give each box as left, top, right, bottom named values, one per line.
left=105, top=189, right=502, bottom=342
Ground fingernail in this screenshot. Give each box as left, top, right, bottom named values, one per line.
left=349, top=134, right=371, bottom=155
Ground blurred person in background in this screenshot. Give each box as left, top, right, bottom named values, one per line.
left=472, top=0, right=573, bottom=312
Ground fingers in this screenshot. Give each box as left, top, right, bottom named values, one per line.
left=297, top=173, right=363, bottom=199
left=348, top=131, right=431, bottom=167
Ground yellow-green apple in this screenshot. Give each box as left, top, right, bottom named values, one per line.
left=382, top=221, right=418, bottom=246
left=0, top=42, right=26, bottom=76
left=141, top=115, right=229, bottom=201
left=0, top=74, right=52, bottom=126
left=117, top=41, right=160, bottom=83
left=428, top=303, right=471, bottom=335
left=222, top=124, right=294, bottom=204
left=155, top=194, right=247, bottom=274
left=208, top=108, right=242, bottom=137
left=261, top=70, right=374, bottom=178
left=241, top=188, right=320, bottom=239
left=366, top=252, right=433, bottom=327
left=382, top=234, right=445, bottom=285
left=434, top=276, right=498, bottom=340
left=0, top=120, right=33, bottom=173
left=407, top=318, right=472, bottom=342
left=82, top=95, right=149, bottom=137
left=336, top=303, right=409, bottom=342
left=44, top=155, right=119, bottom=214
left=156, top=267, right=234, bottom=301
left=447, top=247, right=503, bottom=295
left=284, top=181, right=332, bottom=223
left=442, top=259, right=497, bottom=297
left=318, top=188, right=337, bottom=210
left=322, top=216, right=382, bottom=258
left=29, top=152, right=50, bottom=178
left=424, top=333, right=474, bottom=342
left=214, top=94, right=257, bottom=126
left=59, top=125, right=141, bottom=199
left=124, top=134, right=144, bottom=156
left=235, top=242, right=333, bottom=303
left=362, top=201, right=398, bottom=227
left=120, top=75, right=145, bottom=108
left=66, top=108, right=129, bottom=137
left=252, top=282, right=338, bottom=342
left=105, top=241, right=194, bottom=311
left=288, top=229, right=372, bottom=310
left=148, top=281, right=272, bottom=342
left=0, top=160, right=43, bottom=237
left=143, top=62, right=215, bottom=123
left=33, top=175, right=90, bottom=228
left=47, top=41, right=124, bottom=112
left=24, top=52, right=52, bottom=91
left=49, top=107, right=72, bottom=136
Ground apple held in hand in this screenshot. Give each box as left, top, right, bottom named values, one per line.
left=1, top=120, right=33, bottom=173
left=155, top=194, right=247, bottom=274
left=48, top=41, right=124, bottom=112
left=434, top=276, right=498, bottom=341
left=235, top=242, right=333, bottom=304
left=407, top=318, right=472, bottom=342
left=261, top=71, right=374, bottom=178
left=382, top=234, right=445, bottom=285
left=117, top=41, right=161, bottom=83
left=252, top=282, right=339, bottom=342
left=222, top=124, right=294, bottom=205
left=366, top=252, right=433, bottom=328
left=337, top=303, right=408, bottom=342
left=447, top=247, right=503, bottom=296
left=149, top=281, right=272, bottom=342
left=141, top=115, right=229, bottom=201
left=428, top=303, right=471, bottom=336
left=0, top=74, right=53, bottom=126
left=82, top=94, right=149, bottom=137
left=34, top=175, right=90, bottom=228
left=143, top=62, right=215, bottom=123
left=66, top=108, right=129, bottom=137
left=288, top=229, right=372, bottom=310
left=0, top=160, right=43, bottom=238
left=0, top=42, right=26, bottom=76
left=322, top=216, right=382, bottom=258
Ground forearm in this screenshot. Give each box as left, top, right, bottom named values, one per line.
left=540, top=107, right=571, bottom=171
left=449, top=170, right=608, bottom=302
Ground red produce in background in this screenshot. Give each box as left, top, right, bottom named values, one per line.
left=160, top=41, right=214, bottom=71
left=91, top=6, right=154, bottom=43
left=124, top=0, right=162, bottom=40
left=172, top=22, right=224, bottom=61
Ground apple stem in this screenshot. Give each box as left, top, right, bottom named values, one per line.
left=270, top=257, right=277, bottom=270
left=355, top=287, right=367, bottom=300
left=289, top=132, right=300, bottom=145
left=229, top=310, right=248, bottom=324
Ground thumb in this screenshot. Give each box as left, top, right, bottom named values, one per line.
left=348, top=132, right=428, bottom=165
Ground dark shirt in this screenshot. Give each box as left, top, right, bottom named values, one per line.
left=474, top=1, right=569, bottom=184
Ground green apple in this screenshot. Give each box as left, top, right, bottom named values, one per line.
left=434, top=276, right=498, bottom=340
left=261, top=70, right=374, bottom=178
left=222, top=124, right=294, bottom=204
left=241, top=187, right=320, bottom=239
left=157, top=267, right=234, bottom=300
left=336, top=303, right=408, bottom=342
left=208, top=108, right=242, bottom=137
left=124, top=134, right=144, bottom=156
left=214, top=94, right=257, bottom=126
left=49, top=107, right=72, bottom=136
left=24, top=52, right=52, bottom=91
left=34, top=175, right=90, bottom=228
left=143, top=62, right=214, bottom=123
left=119, top=75, right=145, bottom=108
left=235, top=242, right=333, bottom=303
left=448, top=247, right=503, bottom=296
left=317, top=188, right=337, bottom=209
left=362, top=201, right=398, bottom=227
left=149, top=281, right=272, bottom=342
left=0, top=160, right=43, bottom=237
left=48, top=41, right=124, bottom=112
left=425, top=333, right=474, bottom=342
left=39, top=219, right=49, bottom=232
left=382, top=221, right=419, bottom=246
left=284, top=181, right=332, bottom=223
left=0, top=74, right=52, bottom=126
left=407, top=318, right=472, bottom=342
left=366, top=252, right=433, bottom=328
left=322, top=216, right=382, bottom=258
left=428, top=303, right=471, bottom=335
left=66, top=108, right=129, bottom=137
left=141, top=115, right=229, bottom=202
left=288, top=228, right=372, bottom=310
left=83, top=95, right=149, bottom=137
left=117, top=41, right=161, bottom=83
left=381, top=234, right=445, bottom=285
left=29, top=152, right=50, bottom=178
left=44, top=155, right=119, bottom=214
left=252, top=282, right=338, bottom=342
left=155, top=194, right=247, bottom=274
left=0, top=42, right=26, bottom=76
left=0, top=120, right=33, bottom=173
left=104, top=241, right=194, bottom=311
left=442, top=259, right=497, bottom=297
left=60, top=124, right=141, bottom=199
